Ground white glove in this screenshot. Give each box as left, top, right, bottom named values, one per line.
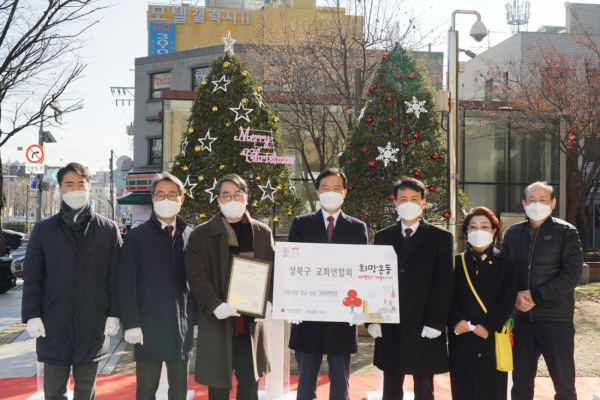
left=27, top=318, right=46, bottom=338
left=421, top=326, right=442, bottom=339
left=350, top=321, right=365, bottom=326
left=124, top=327, right=144, bottom=345
left=104, top=317, right=120, bottom=336
left=193, top=325, right=198, bottom=339
left=368, top=324, right=382, bottom=338
left=255, top=301, right=273, bottom=322
left=213, top=303, right=241, bottom=319
left=286, top=319, right=302, bottom=324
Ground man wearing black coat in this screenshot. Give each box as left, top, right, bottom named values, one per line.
left=118, top=173, right=196, bottom=399
left=502, top=181, right=583, bottom=400
left=22, top=162, right=122, bottom=399
left=287, top=168, right=368, bottom=400
left=368, top=177, right=454, bottom=400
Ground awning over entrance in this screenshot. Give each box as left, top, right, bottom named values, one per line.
left=117, top=193, right=152, bottom=205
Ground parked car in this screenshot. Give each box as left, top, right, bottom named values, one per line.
left=0, top=229, right=25, bottom=294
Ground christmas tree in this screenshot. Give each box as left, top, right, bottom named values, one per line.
left=339, top=44, right=467, bottom=232
left=170, top=33, right=300, bottom=224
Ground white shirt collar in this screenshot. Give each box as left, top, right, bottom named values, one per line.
left=322, top=208, right=341, bottom=227
left=158, top=218, right=177, bottom=236
left=400, top=220, right=419, bottom=237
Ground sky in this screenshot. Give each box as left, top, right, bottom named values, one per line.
left=2, top=0, right=597, bottom=172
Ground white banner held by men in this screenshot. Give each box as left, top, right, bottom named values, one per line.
left=273, top=242, right=399, bottom=324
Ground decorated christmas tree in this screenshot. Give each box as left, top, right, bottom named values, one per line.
left=170, top=33, right=300, bottom=224
left=339, top=44, right=467, bottom=232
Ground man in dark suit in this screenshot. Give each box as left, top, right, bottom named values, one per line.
left=368, top=177, right=454, bottom=400
left=287, top=168, right=368, bottom=400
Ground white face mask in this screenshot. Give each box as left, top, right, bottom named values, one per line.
left=468, top=230, right=494, bottom=248
left=62, top=190, right=89, bottom=210
left=396, top=201, right=423, bottom=221
left=525, top=202, right=552, bottom=221
left=153, top=199, right=182, bottom=219
left=319, top=191, right=344, bottom=211
left=220, top=199, right=247, bottom=219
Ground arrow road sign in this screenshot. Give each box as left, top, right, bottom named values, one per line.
left=26, top=144, right=44, bottom=164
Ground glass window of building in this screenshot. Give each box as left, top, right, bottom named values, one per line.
left=162, top=99, right=193, bottom=171
left=149, top=138, right=163, bottom=165
left=192, top=67, right=211, bottom=89
left=151, top=72, right=171, bottom=99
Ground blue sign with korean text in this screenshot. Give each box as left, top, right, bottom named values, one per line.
left=149, top=23, right=176, bottom=56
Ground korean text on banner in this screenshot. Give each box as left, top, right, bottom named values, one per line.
left=149, top=23, right=176, bottom=56
left=273, top=242, right=400, bottom=324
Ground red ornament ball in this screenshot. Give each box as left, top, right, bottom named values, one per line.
left=431, top=153, right=439, bottom=160
left=412, top=132, right=420, bottom=139
left=358, top=213, right=365, bottom=219
left=408, top=73, right=415, bottom=79
left=428, top=185, right=436, bottom=192
left=381, top=53, right=388, bottom=60
left=443, top=211, right=452, bottom=219
left=386, top=96, right=393, bottom=102
left=389, top=194, right=395, bottom=200
left=387, top=116, right=393, bottom=121
left=346, top=143, right=352, bottom=149
left=362, top=147, right=369, bottom=153
left=366, top=90, right=371, bottom=96
left=351, top=156, right=358, bottom=161
left=413, top=169, right=421, bottom=177
left=347, top=289, right=358, bottom=298
left=368, top=161, right=376, bottom=168
left=366, top=117, right=374, bottom=123
left=352, top=297, right=363, bottom=307
left=342, top=297, right=353, bottom=307
left=347, top=185, right=354, bottom=191
left=402, top=139, right=409, bottom=147
left=395, top=73, right=402, bottom=79
left=368, top=85, right=375, bottom=91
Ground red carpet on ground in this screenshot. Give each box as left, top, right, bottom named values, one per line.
left=0, top=375, right=598, bottom=400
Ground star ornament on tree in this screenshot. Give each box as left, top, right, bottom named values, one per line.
left=212, top=75, right=231, bottom=92
left=198, top=130, right=218, bottom=152
left=184, top=175, right=198, bottom=199
left=180, top=136, right=189, bottom=156
left=258, top=178, right=277, bottom=202
left=205, top=178, right=219, bottom=203
left=222, top=30, right=236, bottom=54
left=230, top=102, right=254, bottom=122
left=376, top=142, right=399, bottom=167
left=404, top=96, right=428, bottom=119
left=253, top=91, right=265, bottom=107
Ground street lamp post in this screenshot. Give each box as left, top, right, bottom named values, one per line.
left=447, top=10, right=487, bottom=246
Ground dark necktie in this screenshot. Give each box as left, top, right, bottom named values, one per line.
left=326, top=216, right=334, bottom=242
left=165, top=225, right=173, bottom=239
left=404, top=228, right=413, bottom=252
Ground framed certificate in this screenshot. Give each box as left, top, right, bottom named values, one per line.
left=226, top=255, right=273, bottom=318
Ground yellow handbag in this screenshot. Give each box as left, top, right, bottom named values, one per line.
left=461, top=253, right=514, bottom=372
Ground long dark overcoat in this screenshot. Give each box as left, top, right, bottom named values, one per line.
left=372, top=219, right=454, bottom=375
left=287, top=210, right=368, bottom=355
left=118, top=212, right=196, bottom=362
left=447, top=247, right=517, bottom=400
left=185, top=212, right=273, bottom=390
left=21, top=211, right=121, bottom=366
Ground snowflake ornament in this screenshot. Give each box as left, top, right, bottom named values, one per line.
left=404, top=96, right=427, bottom=119
left=376, top=142, right=399, bottom=167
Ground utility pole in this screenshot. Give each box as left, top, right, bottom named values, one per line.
left=36, top=115, right=44, bottom=223
left=6, top=162, right=10, bottom=221
left=110, top=151, right=116, bottom=221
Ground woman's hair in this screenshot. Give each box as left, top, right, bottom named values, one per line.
left=462, top=206, right=500, bottom=240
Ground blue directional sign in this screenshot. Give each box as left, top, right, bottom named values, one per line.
left=52, top=170, right=58, bottom=180
left=30, top=176, right=37, bottom=190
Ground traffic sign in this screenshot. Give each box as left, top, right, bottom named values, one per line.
left=25, top=164, right=44, bottom=174
left=30, top=176, right=37, bottom=190
left=52, top=171, right=58, bottom=180
left=26, top=144, right=44, bottom=164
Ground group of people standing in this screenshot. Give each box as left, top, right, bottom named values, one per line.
left=21, top=163, right=583, bottom=400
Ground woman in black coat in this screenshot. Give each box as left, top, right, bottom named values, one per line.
left=448, top=207, right=518, bottom=400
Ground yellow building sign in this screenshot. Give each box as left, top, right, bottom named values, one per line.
left=147, top=2, right=361, bottom=55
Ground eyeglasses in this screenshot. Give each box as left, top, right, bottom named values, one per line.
left=219, top=193, right=245, bottom=202
left=153, top=193, right=181, bottom=201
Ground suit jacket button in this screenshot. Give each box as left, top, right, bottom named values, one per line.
left=400, top=269, right=405, bottom=273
